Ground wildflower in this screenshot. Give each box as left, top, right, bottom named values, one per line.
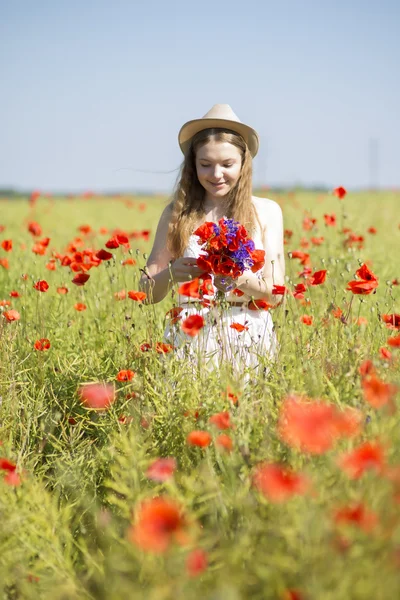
left=367, top=227, right=377, bottom=234
left=278, top=395, right=357, bottom=455
left=128, top=496, right=188, bottom=553
left=333, top=186, right=347, bottom=199
left=9, top=291, right=21, bottom=297
left=338, top=441, right=385, bottom=479
left=362, top=374, right=397, bottom=408
left=3, top=310, right=20, bottom=322
left=114, top=290, right=126, bottom=300
left=300, top=315, right=313, bottom=326
left=0, top=458, right=21, bottom=486
left=74, top=303, right=87, bottom=311
left=155, top=342, right=173, bottom=353
left=216, top=434, right=233, bottom=452
left=311, top=236, right=324, bottom=246
left=333, top=503, right=378, bottom=532
left=96, top=249, right=114, bottom=260
left=72, top=273, right=90, bottom=286
left=181, top=314, right=204, bottom=337
left=116, top=369, right=135, bottom=381
left=253, top=462, right=310, bottom=503
left=379, top=347, right=392, bottom=361
left=122, top=257, right=136, bottom=266
left=0, top=258, right=9, bottom=269
left=359, top=359, right=376, bottom=377
left=388, top=334, right=400, bottom=347
left=289, top=250, right=311, bottom=266
left=1, top=240, right=12, bottom=252
left=230, top=322, right=248, bottom=332
left=79, top=383, right=115, bottom=410
left=34, top=338, right=51, bottom=351
left=381, top=314, right=400, bottom=330
left=308, top=269, right=327, bottom=286
left=248, top=299, right=273, bottom=310
left=146, top=458, right=177, bottom=482
left=178, top=276, right=214, bottom=299
left=128, top=291, right=147, bottom=302
left=209, top=411, right=231, bottom=430
left=186, top=430, right=211, bottom=447
left=186, top=549, right=208, bottom=577
left=33, top=280, right=49, bottom=292
left=324, top=214, right=337, bottom=226
left=272, top=285, right=287, bottom=295
left=302, top=216, right=317, bottom=231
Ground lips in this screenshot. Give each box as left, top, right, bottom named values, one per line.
left=210, top=182, right=226, bottom=187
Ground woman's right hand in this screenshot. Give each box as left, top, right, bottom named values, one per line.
left=169, top=257, right=205, bottom=282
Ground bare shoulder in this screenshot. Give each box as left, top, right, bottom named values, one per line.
left=251, top=195, right=283, bottom=222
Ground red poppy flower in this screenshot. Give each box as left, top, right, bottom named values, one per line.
left=33, top=280, right=49, bottom=292
left=381, top=314, right=400, bottom=329
left=122, top=257, right=137, bottom=266
left=186, top=549, right=208, bottom=577
left=1, top=239, right=12, bottom=252
left=155, top=342, right=173, bottom=354
left=216, top=434, right=233, bottom=452
left=45, top=261, right=56, bottom=271
left=324, top=214, right=337, bottom=226
left=181, top=314, right=204, bottom=337
left=388, top=334, right=400, bottom=347
left=146, top=457, right=177, bottom=482
left=278, top=395, right=349, bottom=455
left=300, top=315, right=313, bottom=326
left=0, top=458, right=17, bottom=472
left=356, top=263, right=378, bottom=282
left=272, top=285, right=287, bottom=295
left=140, top=342, right=151, bottom=352
left=289, top=250, right=311, bottom=266
left=72, top=273, right=90, bottom=286
left=333, top=186, right=347, bottom=199
left=367, top=226, right=377, bottom=234
left=338, top=441, right=385, bottom=479
left=128, top=496, right=188, bottom=553
left=3, top=309, right=20, bottom=322
left=250, top=249, right=265, bottom=272
left=302, top=216, right=317, bottom=231
left=332, top=306, right=343, bottom=319
left=74, top=303, right=87, bottom=311
left=334, top=502, right=377, bottom=532
left=34, top=338, right=51, bottom=351
left=96, top=249, right=114, bottom=260
left=284, top=229, right=293, bottom=239
left=28, top=221, right=42, bottom=237
left=281, top=589, right=305, bottom=600
left=308, top=269, right=327, bottom=286
left=79, top=382, right=115, bottom=410
left=105, top=236, right=119, bottom=249
left=116, top=369, right=135, bottom=381
left=114, top=290, right=126, bottom=300
left=252, top=462, right=310, bottom=503
left=230, top=322, right=248, bottom=332
left=165, top=306, right=183, bottom=324
left=178, top=276, right=214, bottom=299
left=128, top=291, right=147, bottom=302
left=293, top=283, right=307, bottom=299
left=359, top=359, right=376, bottom=377
left=379, top=347, right=392, bottom=361
left=346, top=279, right=378, bottom=295
left=9, top=291, right=20, bottom=298
left=362, top=374, right=397, bottom=408
left=248, top=299, right=273, bottom=311
left=186, top=430, right=212, bottom=447
left=232, top=288, right=244, bottom=297
left=0, top=258, right=9, bottom=269
left=311, top=236, right=324, bottom=246
left=209, top=411, right=231, bottom=430
left=0, top=300, right=11, bottom=306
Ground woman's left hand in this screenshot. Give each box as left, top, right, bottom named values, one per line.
left=213, top=275, right=236, bottom=293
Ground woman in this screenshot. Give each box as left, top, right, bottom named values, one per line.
left=140, top=104, right=285, bottom=373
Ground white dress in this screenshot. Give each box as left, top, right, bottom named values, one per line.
left=164, top=227, right=278, bottom=375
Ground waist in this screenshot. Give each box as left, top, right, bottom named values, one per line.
left=180, top=301, right=248, bottom=308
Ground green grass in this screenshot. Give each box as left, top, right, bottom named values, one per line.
left=0, top=190, right=399, bottom=599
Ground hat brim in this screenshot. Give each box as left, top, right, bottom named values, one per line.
left=178, top=117, right=259, bottom=158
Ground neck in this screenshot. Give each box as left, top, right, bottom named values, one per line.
left=203, top=194, right=229, bottom=211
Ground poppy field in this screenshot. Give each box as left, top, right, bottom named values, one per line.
left=0, top=189, right=399, bottom=600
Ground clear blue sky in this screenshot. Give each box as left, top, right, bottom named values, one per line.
left=1, top=0, right=399, bottom=193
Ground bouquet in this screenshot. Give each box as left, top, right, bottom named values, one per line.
left=193, top=217, right=265, bottom=282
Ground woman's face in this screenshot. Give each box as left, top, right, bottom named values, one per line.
left=195, top=140, right=242, bottom=201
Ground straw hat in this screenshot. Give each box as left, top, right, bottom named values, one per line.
left=178, top=104, right=259, bottom=158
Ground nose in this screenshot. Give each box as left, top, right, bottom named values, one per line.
left=210, top=165, right=224, bottom=181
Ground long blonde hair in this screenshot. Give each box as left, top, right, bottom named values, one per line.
left=167, top=128, right=257, bottom=258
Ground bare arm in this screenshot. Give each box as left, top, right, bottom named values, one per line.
left=139, top=204, right=203, bottom=304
